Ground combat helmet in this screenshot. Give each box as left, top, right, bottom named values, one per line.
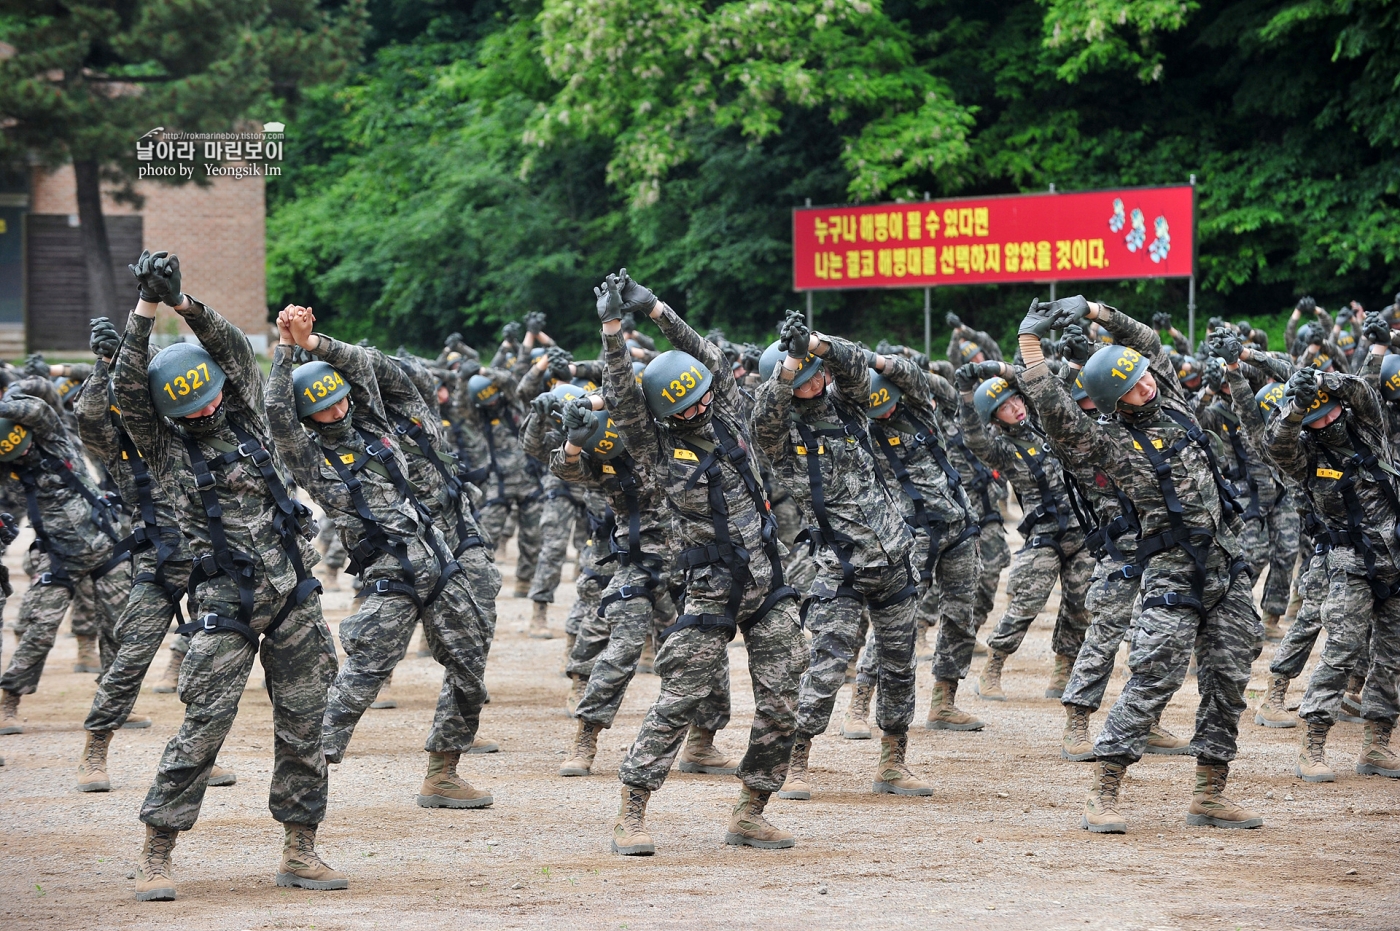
left=147, top=343, right=227, bottom=418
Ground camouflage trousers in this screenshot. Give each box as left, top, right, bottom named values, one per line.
left=774, top=494, right=818, bottom=598
left=316, top=517, right=348, bottom=572
left=974, top=523, right=1011, bottom=631
left=0, top=551, right=132, bottom=695
left=573, top=563, right=722, bottom=729
left=323, top=548, right=501, bottom=760
left=566, top=568, right=607, bottom=640
left=796, top=560, right=919, bottom=737
left=1299, top=556, right=1400, bottom=727
left=141, top=579, right=337, bottom=832
left=1270, top=553, right=1328, bottom=679
left=986, top=531, right=1094, bottom=659
left=16, top=547, right=102, bottom=641
left=1094, top=545, right=1261, bottom=765
left=529, top=489, right=585, bottom=604
left=479, top=492, right=544, bottom=585
left=619, top=592, right=806, bottom=794
left=1261, top=504, right=1300, bottom=618
left=1062, top=549, right=1141, bottom=712
left=85, top=555, right=193, bottom=733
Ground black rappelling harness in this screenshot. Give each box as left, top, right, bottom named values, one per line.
left=1308, top=421, right=1400, bottom=602
left=320, top=424, right=462, bottom=614
left=579, top=504, right=617, bottom=592
left=15, top=443, right=131, bottom=592
left=1070, top=469, right=1139, bottom=565
left=946, top=428, right=1003, bottom=526
left=175, top=420, right=322, bottom=649
left=393, top=414, right=484, bottom=557
left=867, top=406, right=980, bottom=584
left=1009, top=425, right=1079, bottom=560
left=595, top=454, right=663, bottom=617
left=1212, top=405, right=1264, bottom=522
left=478, top=406, right=544, bottom=511
left=666, top=416, right=797, bottom=639
left=115, top=428, right=186, bottom=623
left=1115, top=408, right=1248, bottom=619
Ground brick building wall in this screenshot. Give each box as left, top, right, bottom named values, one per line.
left=30, top=165, right=268, bottom=353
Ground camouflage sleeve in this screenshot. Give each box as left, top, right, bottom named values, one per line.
left=882, top=355, right=933, bottom=408
left=1096, top=305, right=1162, bottom=359
left=820, top=336, right=870, bottom=416
left=517, top=362, right=548, bottom=401
left=178, top=297, right=266, bottom=425
left=1360, top=349, right=1384, bottom=392
left=482, top=366, right=519, bottom=402
left=488, top=343, right=514, bottom=369
left=74, top=359, right=120, bottom=466
left=1264, top=403, right=1308, bottom=483
left=945, top=333, right=961, bottom=362
left=1317, top=308, right=1335, bottom=332
left=265, top=345, right=327, bottom=491
left=601, top=329, right=662, bottom=465
left=63, top=362, right=95, bottom=382
left=0, top=392, right=65, bottom=442
left=112, top=312, right=167, bottom=462
left=957, top=393, right=1017, bottom=471
left=926, top=371, right=958, bottom=410
left=1323, top=372, right=1385, bottom=434
left=653, top=304, right=728, bottom=379
left=752, top=372, right=795, bottom=463
left=549, top=446, right=602, bottom=490
left=1249, top=350, right=1296, bottom=383
left=1225, top=366, right=1271, bottom=453
left=520, top=408, right=558, bottom=461
left=970, top=328, right=1004, bottom=361
left=573, top=360, right=605, bottom=385
left=1019, top=362, right=1118, bottom=470
left=310, top=333, right=387, bottom=422
left=368, top=348, right=444, bottom=442
left=1325, top=339, right=1351, bottom=374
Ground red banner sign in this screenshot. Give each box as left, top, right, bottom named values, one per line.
left=793, top=185, right=1194, bottom=291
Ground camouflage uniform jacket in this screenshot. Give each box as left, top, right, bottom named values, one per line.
left=459, top=366, right=541, bottom=500
left=752, top=336, right=912, bottom=570
left=1052, top=364, right=1135, bottom=556
left=517, top=360, right=605, bottom=401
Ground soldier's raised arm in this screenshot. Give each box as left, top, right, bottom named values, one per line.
left=598, top=275, right=663, bottom=465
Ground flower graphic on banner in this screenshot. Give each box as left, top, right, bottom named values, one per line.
left=1125, top=208, right=1146, bottom=253
left=1108, top=198, right=1126, bottom=233
left=1148, top=216, right=1171, bottom=263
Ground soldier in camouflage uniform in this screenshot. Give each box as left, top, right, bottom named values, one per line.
left=593, top=270, right=807, bottom=855
left=115, top=253, right=343, bottom=899
left=1265, top=358, right=1400, bottom=783
left=269, top=308, right=499, bottom=808
left=0, top=381, right=133, bottom=732
left=1016, top=296, right=1263, bottom=834
left=957, top=362, right=1095, bottom=702
left=751, top=317, right=930, bottom=801
left=73, top=317, right=237, bottom=792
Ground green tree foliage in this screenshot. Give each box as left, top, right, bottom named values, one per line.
left=268, top=0, right=1400, bottom=359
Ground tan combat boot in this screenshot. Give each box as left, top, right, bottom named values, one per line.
left=467, top=735, right=499, bottom=754
left=529, top=600, right=554, bottom=639
left=924, top=679, right=985, bottom=731
left=152, top=649, right=183, bottom=694
left=678, top=726, right=739, bottom=774
left=1045, top=654, right=1072, bottom=699
left=1295, top=718, right=1335, bottom=782
left=134, top=825, right=178, bottom=901
left=0, top=689, right=21, bottom=735
left=1261, top=613, right=1284, bottom=642
left=611, top=785, right=655, bottom=855
left=560, top=720, right=601, bottom=776
left=276, top=823, right=348, bottom=890
left=1145, top=718, right=1191, bottom=755
left=416, top=751, right=493, bottom=808
left=513, top=575, right=531, bottom=599
left=872, top=733, right=933, bottom=796
left=842, top=681, right=874, bottom=739
left=637, top=635, right=656, bottom=675
left=560, top=632, right=576, bottom=676
left=565, top=674, right=586, bottom=718
left=1356, top=720, right=1400, bottom=778
left=974, top=650, right=1008, bottom=701
left=122, top=714, right=152, bottom=730
left=74, top=634, right=101, bottom=674
left=208, top=763, right=237, bottom=787
left=1339, top=674, right=1365, bottom=723
left=1254, top=675, right=1297, bottom=728
left=973, top=638, right=988, bottom=657
left=77, top=730, right=113, bottom=792
left=1186, top=763, right=1264, bottom=829
left=1062, top=705, right=1095, bottom=762
left=725, top=786, right=795, bottom=849
left=778, top=735, right=812, bottom=800
left=1082, top=760, right=1128, bottom=833
left=370, top=673, right=396, bottom=710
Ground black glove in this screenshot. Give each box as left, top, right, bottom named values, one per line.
left=594, top=273, right=624, bottom=324
left=1046, top=295, right=1091, bottom=329
left=781, top=312, right=811, bottom=360
left=1203, top=358, right=1226, bottom=393
left=138, top=251, right=183, bottom=307
left=1207, top=316, right=1225, bottom=333
left=457, top=358, right=481, bottom=379
left=1297, top=296, right=1316, bottom=314
left=617, top=268, right=656, bottom=315
left=954, top=363, right=979, bottom=392
left=445, top=331, right=465, bottom=350
left=1235, top=320, right=1252, bottom=335
left=1152, top=311, right=1172, bottom=330
left=525, top=311, right=546, bottom=335
left=945, top=312, right=963, bottom=330
left=911, top=352, right=931, bottom=372
left=1336, top=307, right=1354, bottom=327
left=1040, top=337, right=1056, bottom=358
left=0, top=512, right=17, bottom=547
left=548, top=347, right=574, bottom=381
left=740, top=344, right=762, bottom=372
left=562, top=399, right=596, bottom=446
left=973, top=360, right=1002, bottom=381
left=23, top=353, right=48, bottom=378
left=1307, top=327, right=1324, bottom=347
left=1286, top=369, right=1319, bottom=411
left=1363, top=317, right=1391, bottom=347
left=876, top=338, right=894, bottom=355
left=531, top=393, right=559, bottom=423
left=128, top=249, right=159, bottom=303
left=1062, top=324, right=1092, bottom=365
left=1019, top=298, right=1058, bottom=338
left=501, top=321, right=523, bottom=344
left=1208, top=327, right=1243, bottom=365
left=89, top=317, right=120, bottom=359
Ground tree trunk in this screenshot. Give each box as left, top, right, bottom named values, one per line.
left=72, top=159, right=122, bottom=318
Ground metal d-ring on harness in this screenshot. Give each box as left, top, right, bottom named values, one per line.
left=116, top=429, right=186, bottom=623
left=15, top=445, right=131, bottom=592
left=1310, top=422, right=1400, bottom=602
left=867, top=408, right=981, bottom=584
left=595, top=455, right=662, bottom=617
left=665, top=417, right=796, bottom=640
left=1012, top=425, right=1077, bottom=560
left=176, top=420, right=322, bottom=649
left=1116, top=409, right=1247, bottom=620
left=1213, top=408, right=1263, bottom=522
left=392, top=415, right=485, bottom=556
left=947, top=429, right=1003, bottom=526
